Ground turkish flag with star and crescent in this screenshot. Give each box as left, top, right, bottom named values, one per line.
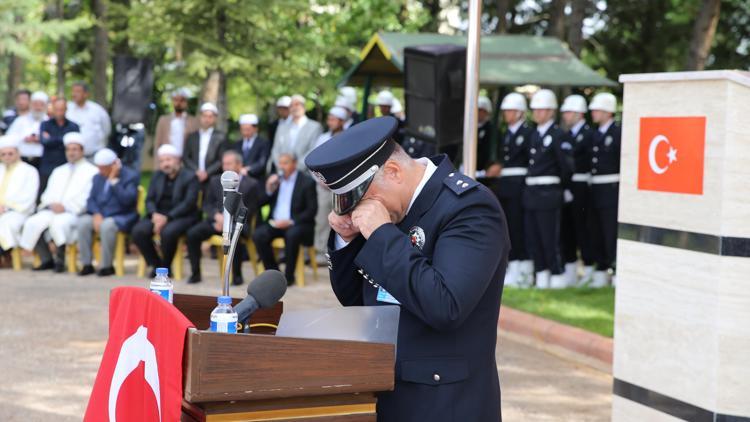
left=84, top=287, right=194, bottom=422
left=637, top=116, right=706, bottom=195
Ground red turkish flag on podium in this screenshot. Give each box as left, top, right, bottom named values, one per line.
left=84, top=287, right=194, bottom=422
left=637, top=116, right=706, bottom=195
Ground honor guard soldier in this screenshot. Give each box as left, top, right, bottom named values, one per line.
left=306, top=116, right=508, bottom=422
left=476, top=96, right=496, bottom=172
left=589, top=92, right=621, bottom=287
left=559, top=94, right=597, bottom=285
left=524, top=89, right=573, bottom=289
left=496, top=92, right=535, bottom=286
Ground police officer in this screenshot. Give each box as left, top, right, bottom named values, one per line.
left=476, top=96, right=496, bottom=172
left=496, top=92, right=535, bottom=286
left=559, top=94, right=597, bottom=285
left=524, top=89, right=573, bottom=289
left=589, top=92, right=620, bottom=287
left=306, top=116, right=508, bottom=422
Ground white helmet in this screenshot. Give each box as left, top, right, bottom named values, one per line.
left=500, top=92, right=527, bottom=111
left=339, top=86, right=357, bottom=106
left=375, top=90, right=394, bottom=106
left=530, top=89, right=558, bottom=110
left=560, top=95, right=588, bottom=113
left=589, top=92, right=617, bottom=113
left=478, top=96, right=493, bottom=113
left=391, top=98, right=403, bottom=114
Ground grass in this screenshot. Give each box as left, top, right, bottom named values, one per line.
left=501, top=287, right=615, bottom=338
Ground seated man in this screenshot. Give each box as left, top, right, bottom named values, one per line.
left=252, top=152, right=316, bottom=286
left=131, top=144, right=199, bottom=277
left=20, top=132, right=98, bottom=272
left=76, top=148, right=139, bottom=277
left=185, top=150, right=259, bottom=285
left=0, top=136, right=40, bottom=256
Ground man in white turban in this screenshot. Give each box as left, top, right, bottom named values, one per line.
left=20, top=131, right=98, bottom=272
left=4, top=91, right=49, bottom=166
left=0, top=136, right=40, bottom=254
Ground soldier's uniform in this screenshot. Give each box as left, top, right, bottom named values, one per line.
left=590, top=120, right=621, bottom=275
left=306, top=116, right=508, bottom=422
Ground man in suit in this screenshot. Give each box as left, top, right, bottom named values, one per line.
left=588, top=92, right=621, bottom=287
left=229, top=114, right=270, bottom=181
left=153, top=88, right=199, bottom=169
left=76, top=148, right=139, bottom=276
left=267, top=96, right=291, bottom=148
left=39, top=98, right=79, bottom=193
left=185, top=150, right=259, bottom=285
left=559, top=94, right=597, bottom=286
left=523, top=90, right=574, bottom=289
left=183, top=102, right=226, bottom=185
left=253, top=152, right=317, bottom=286
left=131, top=144, right=200, bottom=277
left=307, top=117, right=508, bottom=421
left=268, top=95, right=322, bottom=173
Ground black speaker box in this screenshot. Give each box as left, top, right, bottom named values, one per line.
left=111, top=55, right=154, bottom=124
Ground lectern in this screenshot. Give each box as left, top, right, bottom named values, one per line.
left=173, top=294, right=395, bottom=421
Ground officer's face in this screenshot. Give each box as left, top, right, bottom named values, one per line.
left=502, top=110, right=523, bottom=125
left=478, top=109, right=489, bottom=123
left=591, top=110, right=612, bottom=124
left=360, top=160, right=407, bottom=223
left=379, top=105, right=392, bottom=116
left=561, top=111, right=583, bottom=128
left=532, top=109, right=555, bottom=125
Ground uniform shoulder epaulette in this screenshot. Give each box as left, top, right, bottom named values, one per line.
left=444, top=172, right=479, bottom=196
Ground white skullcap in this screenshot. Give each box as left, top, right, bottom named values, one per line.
left=290, top=94, right=306, bottom=105
left=63, top=132, right=85, bottom=146
left=239, top=114, right=259, bottom=125
left=276, top=96, right=292, bottom=107
left=171, top=87, right=193, bottom=98
left=157, top=144, right=181, bottom=158
left=375, top=90, right=394, bottom=106
left=200, top=102, right=219, bottom=115
left=93, top=148, right=118, bottom=166
left=334, top=96, right=354, bottom=111
left=328, top=106, right=348, bottom=121
left=31, top=91, right=49, bottom=103
left=0, top=136, right=19, bottom=150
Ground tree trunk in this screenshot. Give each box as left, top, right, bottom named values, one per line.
left=567, top=0, right=587, bottom=57
left=5, top=54, right=24, bottom=108
left=420, top=0, right=442, bottom=32
left=56, top=0, right=66, bottom=96
left=495, top=0, right=511, bottom=34
left=92, top=0, right=109, bottom=107
left=685, top=0, right=721, bottom=70
left=202, top=69, right=227, bottom=133
left=547, top=0, right=567, bottom=40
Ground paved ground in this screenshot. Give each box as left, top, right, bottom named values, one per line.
left=0, top=255, right=611, bottom=421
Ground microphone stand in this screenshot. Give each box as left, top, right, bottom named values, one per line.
left=222, top=206, right=248, bottom=297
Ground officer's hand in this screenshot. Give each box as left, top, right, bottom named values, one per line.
left=328, top=211, right=359, bottom=242
left=351, top=199, right=391, bottom=239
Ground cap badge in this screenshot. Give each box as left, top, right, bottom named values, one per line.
left=543, top=135, right=552, bottom=148
left=409, top=226, right=426, bottom=250
left=312, top=171, right=327, bottom=184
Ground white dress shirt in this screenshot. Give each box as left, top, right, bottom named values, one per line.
left=66, top=100, right=111, bottom=156
left=598, top=119, right=614, bottom=134
left=169, top=113, right=187, bottom=154
left=272, top=171, right=298, bottom=222
left=198, top=127, right=214, bottom=171
left=5, top=113, right=47, bottom=157
left=570, top=119, right=586, bottom=137
left=508, top=119, right=524, bottom=135
left=288, top=115, right=308, bottom=148
left=536, top=119, right=554, bottom=136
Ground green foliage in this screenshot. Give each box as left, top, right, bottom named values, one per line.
left=502, top=286, right=615, bottom=337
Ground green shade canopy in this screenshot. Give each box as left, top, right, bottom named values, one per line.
left=340, top=32, right=617, bottom=88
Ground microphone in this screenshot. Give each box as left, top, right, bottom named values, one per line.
left=221, top=171, right=240, bottom=253
left=235, top=270, right=287, bottom=325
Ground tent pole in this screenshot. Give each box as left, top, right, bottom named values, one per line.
left=462, top=0, right=482, bottom=177
left=361, top=74, right=373, bottom=122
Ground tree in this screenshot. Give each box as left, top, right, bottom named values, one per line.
left=92, top=0, right=109, bottom=106
left=685, top=0, right=721, bottom=70
left=567, top=0, right=588, bottom=57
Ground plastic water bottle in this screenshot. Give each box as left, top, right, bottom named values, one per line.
left=149, top=267, right=173, bottom=303
left=210, top=296, right=238, bottom=334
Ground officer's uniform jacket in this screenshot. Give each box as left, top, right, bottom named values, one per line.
left=590, top=122, right=621, bottom=209
left=522, top=123, right=573, bottom=210
left=497, top=121, right=534, bottom=199
left=327, top=154, right=509, bottom=422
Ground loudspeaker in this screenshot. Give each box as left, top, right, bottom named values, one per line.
left=111, top=55, right=154, bottom=124
left=404, top=45, right=466, bottom=151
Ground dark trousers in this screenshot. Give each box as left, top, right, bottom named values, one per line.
left=186, top=220, right=243, bottom=278
left=560, top=202, right=577, bottom=264
left=34, top=236, right=65, bottom=264
left=499, top=195, right=527, bottom=261
left=570, top=182, right=595, bottom=266
left=132, top=216, right=196, bottom=273
left=252, top=223, right=312, bottom=284
left=525, top=208, right=563, bottom=274
left=590, top=205, right=618, bottom=271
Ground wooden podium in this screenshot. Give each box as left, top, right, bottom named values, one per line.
left=173, top=294, right=395, bottom=422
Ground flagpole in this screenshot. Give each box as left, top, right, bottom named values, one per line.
left=462, top=0, right=482, bottom=178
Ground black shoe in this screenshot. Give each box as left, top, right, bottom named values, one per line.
left=53, top=261, right=66, bottom=273
left=78, top=265, right=95, bottom=276
left=186, top=274, right=202, bottom=284
left=97, top=267, right=115, bottom=277
left=231, top=274, right=244, bottom=286
left=33, top=261, right=54, bottom=271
